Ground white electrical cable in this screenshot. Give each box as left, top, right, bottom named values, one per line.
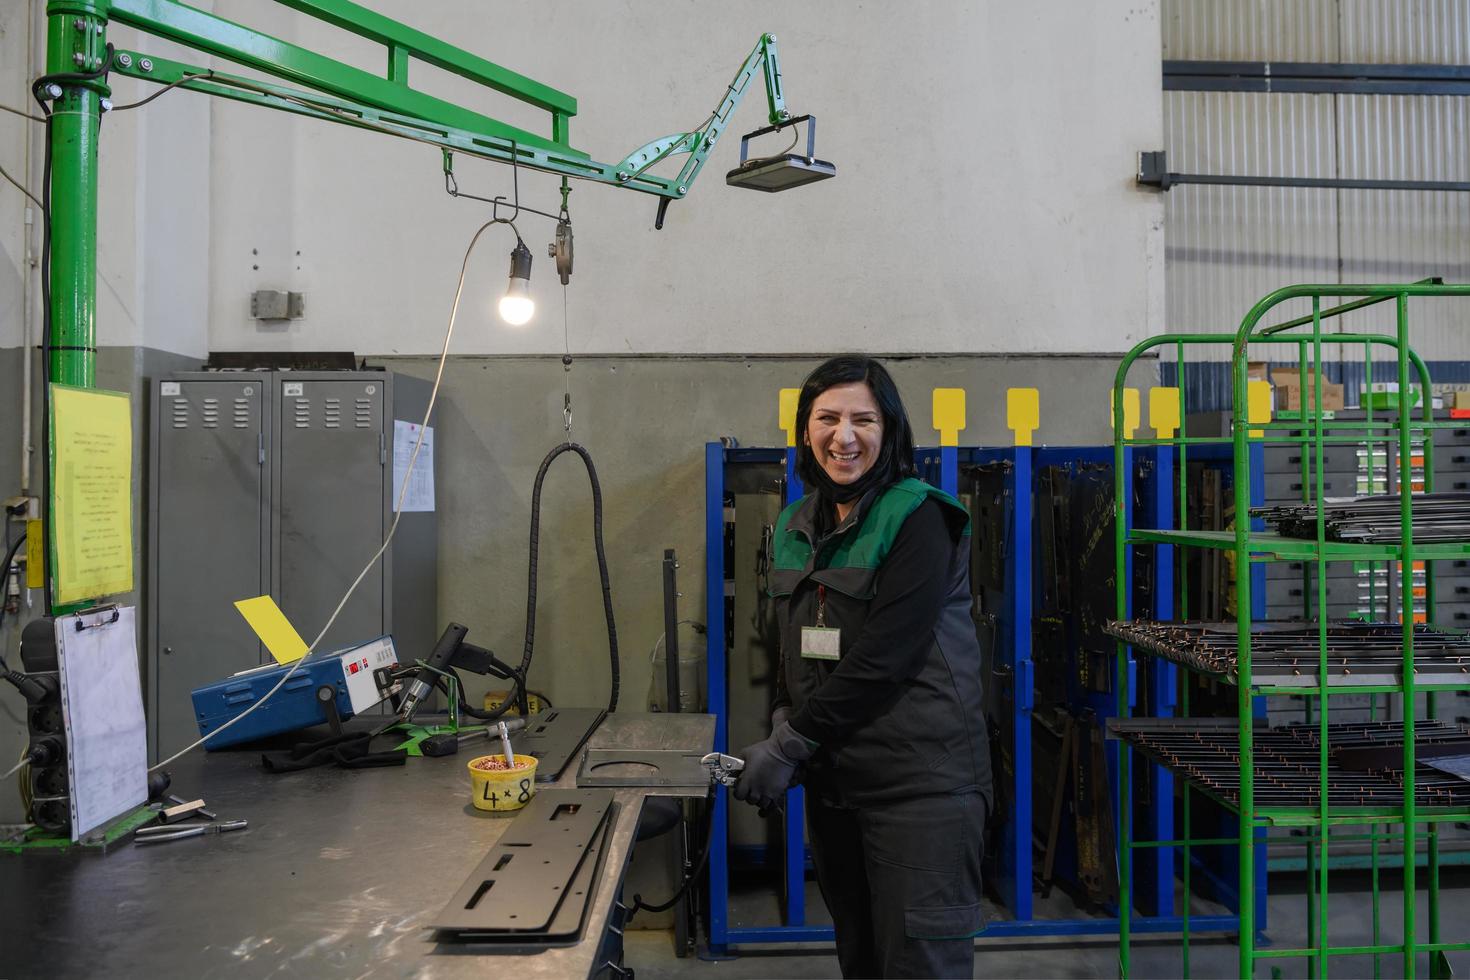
left=149, top=217, right=505, bottom=772
left=2, top=754, right=29, bottom=781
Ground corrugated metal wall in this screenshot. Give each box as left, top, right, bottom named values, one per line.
left=1162, top=1, right=1470, bottom=363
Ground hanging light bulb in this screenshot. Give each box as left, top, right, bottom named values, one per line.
left=498, top=239, right=535, bottom=326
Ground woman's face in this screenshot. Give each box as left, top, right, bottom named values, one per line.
left=805, top=382, right=884, bottom=485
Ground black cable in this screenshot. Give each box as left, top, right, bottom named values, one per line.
left=448, top=664, right=525, bottom=722
left=627, top=799, right=716, bottom=921
left=521, top=443, right=620, bottom=714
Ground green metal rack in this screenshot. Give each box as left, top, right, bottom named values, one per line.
left=1112, top=281, right=1470, bottom=978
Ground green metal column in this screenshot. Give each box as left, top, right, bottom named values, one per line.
left=45, top=0, right=108, bottom=389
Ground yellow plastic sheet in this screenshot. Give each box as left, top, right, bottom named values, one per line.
left=234, top=595, right=310, bottom=665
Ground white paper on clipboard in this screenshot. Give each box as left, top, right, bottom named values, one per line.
left=55, top=606, right=149, bottom=840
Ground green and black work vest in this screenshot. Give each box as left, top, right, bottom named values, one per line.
left=769, top=478, right=993, bottom=807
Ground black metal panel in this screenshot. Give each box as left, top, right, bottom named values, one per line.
left=433, top=788, right=614, bottom=938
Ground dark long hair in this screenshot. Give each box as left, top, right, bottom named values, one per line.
left=794, top=356, right=917, bottom=504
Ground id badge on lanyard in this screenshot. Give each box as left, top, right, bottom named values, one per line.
left=800, top=585, right=841, bottom=661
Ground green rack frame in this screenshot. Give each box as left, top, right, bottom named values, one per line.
left=1112, top=281, right=1470, bottom=979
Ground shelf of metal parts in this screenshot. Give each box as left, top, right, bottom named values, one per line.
left=1116, top=744, right=1470, bottom=827
left=1133, top=654, right=1470, bottom=696
left=1129, top=528, right=1470, bottom=561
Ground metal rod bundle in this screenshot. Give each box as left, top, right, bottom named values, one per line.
left=1256, top=492, right=1470, bottom=543
left=1109, top=718, right=1470, bottom=809
left=1105, top=619, right=1470, bottom=687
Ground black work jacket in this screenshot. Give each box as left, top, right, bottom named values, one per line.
left=770, top=479, right=993, bottom=808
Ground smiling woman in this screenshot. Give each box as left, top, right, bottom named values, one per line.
left=731, top=355, right=993, bottom=980
left=793, top=357, right=917, bottom=528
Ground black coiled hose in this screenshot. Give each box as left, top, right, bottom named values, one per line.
left=517, top=442, right=620, bottom=713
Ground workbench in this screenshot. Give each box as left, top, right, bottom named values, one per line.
left=0, top=711, right=714, bottom=979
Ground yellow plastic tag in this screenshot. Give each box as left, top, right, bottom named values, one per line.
left=778, top=388, right=800, bottom=448
left=1150, top=387, right=1181, bottom=439
left=234, top=595, right=310, bottom=665
left=1248, top=380, right=1273, bottom=438
left=25, top=520, right=43, bottom=589
left=1111, top=388, right=1140, bottom=439
left=1006, top=388, right=1040, bottom=447
left=932, top=388, right=966, bottom=447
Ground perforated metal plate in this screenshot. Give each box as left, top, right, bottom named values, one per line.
left=513, top=707, right=606, bottom=782
left=433, top=789, right=613, bottom=936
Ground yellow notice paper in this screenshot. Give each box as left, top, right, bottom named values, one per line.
left=234, top=595, right=310, bottom=665
left=50, top=384, right=133, bottom=605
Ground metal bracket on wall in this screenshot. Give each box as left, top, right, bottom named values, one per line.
left=576, top=748, right=715, bottom=789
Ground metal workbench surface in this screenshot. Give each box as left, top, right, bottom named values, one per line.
left=0, top=711, right=714, bottom=979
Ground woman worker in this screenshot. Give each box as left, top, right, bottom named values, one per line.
left=733, top=355, right=993, bottom=980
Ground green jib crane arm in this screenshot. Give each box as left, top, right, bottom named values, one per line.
left=38, top=0, right=795, bottom=612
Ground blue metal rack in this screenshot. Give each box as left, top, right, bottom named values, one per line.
left=704, top=442, right=1247, bottom=951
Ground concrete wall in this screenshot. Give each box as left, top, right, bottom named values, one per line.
left=374, top=353, right=1160, bottom=716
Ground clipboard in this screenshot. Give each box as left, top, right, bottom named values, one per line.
left=55, top=605, right=149, bottom=840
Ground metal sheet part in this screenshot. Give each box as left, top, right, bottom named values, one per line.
left=438, top=808, right=615, bottom=952
left=1107, top=619, right=1470, bottom=689
left=433, top=789, right=613, bottom=936
left=1425, top=755, right=1470, bottom=785
left=576, top=748, right=715, bottom=789
left=1109, top=717, right=1470, bottom=810
left=513, top=707, right=607, bottom=782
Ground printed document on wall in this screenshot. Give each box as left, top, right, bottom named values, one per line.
left=56, top=606, right=148, bottom=840
left=392, top=420, right=435, bottom=512
left=50, top=384, right=134, bottom=604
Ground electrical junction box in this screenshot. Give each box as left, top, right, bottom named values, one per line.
left=148, top=369, right=438, bottom=762
left=191, top=636, right=400, bottom=749
left=250, top=290, right=305, bottom=320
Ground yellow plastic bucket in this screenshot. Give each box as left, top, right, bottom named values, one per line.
left=468, top=754, right=539, bottom=812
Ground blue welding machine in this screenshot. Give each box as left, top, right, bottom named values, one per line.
left=191, top=636, right=398, bottom=749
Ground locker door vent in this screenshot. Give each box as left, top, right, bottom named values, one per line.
left=233, top=397, right=252, bottom=429
left=170, top=399, right=190, bottom=429
left=201, top=397, right=220, bottom=429
left=293, top=397, right=310, bottom=429
left=324, top=397, right=342, bottom=429
left=354, top=397, right=372, bottom=429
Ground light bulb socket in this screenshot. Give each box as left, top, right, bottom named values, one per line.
left=507, top=239, right=533, bottom=282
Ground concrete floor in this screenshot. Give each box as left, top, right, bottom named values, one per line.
left=624, top=871, right=1470, bottom=978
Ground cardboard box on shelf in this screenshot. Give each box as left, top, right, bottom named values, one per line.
left=1273, top=371, right=1344, bottom=411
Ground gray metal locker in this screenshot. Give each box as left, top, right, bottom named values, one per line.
left=148, top=373, right=271, bottom=759
left=148, top=368, right=438, bottom=762
left=273, top=374, right=389, bottom=656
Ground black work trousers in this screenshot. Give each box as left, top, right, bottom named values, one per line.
left=807, top=790, right=986, bottom=979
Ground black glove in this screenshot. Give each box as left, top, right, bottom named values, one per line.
left=733, top=719, right=817, bottom=811
left=769, top=706, right=804, bottom=789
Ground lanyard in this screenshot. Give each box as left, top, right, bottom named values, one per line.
left=816, top=585, right=827, bottom=627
